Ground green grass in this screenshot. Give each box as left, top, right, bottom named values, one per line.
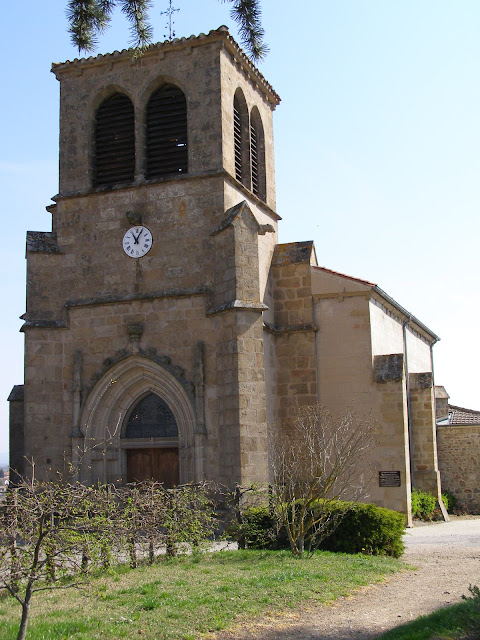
left=376, top=590, right=480, bottom=640
left=0, top=549, right=402, bottom=640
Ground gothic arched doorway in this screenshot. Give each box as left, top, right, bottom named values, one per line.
left=76, top=355, right=197, bottom=486
left=123, top=392, right=179, bottom=487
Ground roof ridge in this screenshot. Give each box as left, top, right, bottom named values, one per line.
left=311, top=264, right=376, bottom=287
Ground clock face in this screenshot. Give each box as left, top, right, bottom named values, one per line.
left=122, top=226, right=153, bottom=258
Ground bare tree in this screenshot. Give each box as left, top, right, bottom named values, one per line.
left=0, top=478, right=116, bottom=640
left=0, top=477, right=220, bottom=639
left=269, top=405, right=375, bottom=556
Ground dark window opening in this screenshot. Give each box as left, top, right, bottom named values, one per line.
left=94, top=93, right=135, bottom=187
left=123, top=393, right=178, bottom=439
left=146, top=84, right=188, bottom=178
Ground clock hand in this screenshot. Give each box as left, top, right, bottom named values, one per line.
left=132, top=229, right=144, bottom=244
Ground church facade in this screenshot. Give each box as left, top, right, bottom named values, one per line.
left=9, top=27, right=444, bottom=523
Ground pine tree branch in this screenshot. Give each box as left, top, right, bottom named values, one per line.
left=222, top=0, right=268, bottom=61
left=119, top=0, right=154, bottom=50
left=66, top=0, right=113, bottom=54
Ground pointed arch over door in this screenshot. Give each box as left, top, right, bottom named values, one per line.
left=77, top=356, right=196, bottom=486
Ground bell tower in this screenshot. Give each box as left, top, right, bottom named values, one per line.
left=14, top=27, right=280, bottom=487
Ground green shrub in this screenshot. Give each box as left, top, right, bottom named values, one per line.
left=228, top=506, right=278, bottom=549
left=318, top=501, right=405, bottom=558
left=231, top=501, right=405, bottom=557
left=411, top=488, right=437, bottom=519
left=441, top=490, right=457, bottom=513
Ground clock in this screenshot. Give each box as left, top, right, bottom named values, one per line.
left=122, top=226, right=153, bottom=258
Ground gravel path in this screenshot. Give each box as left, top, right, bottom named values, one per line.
left=212, top=516, right=480, bottom=640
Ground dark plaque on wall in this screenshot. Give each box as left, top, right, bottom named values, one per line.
left=379, top=471, right=401, bottom=487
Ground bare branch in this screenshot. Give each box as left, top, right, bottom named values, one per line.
left=269, top=405, right=376, bottom=556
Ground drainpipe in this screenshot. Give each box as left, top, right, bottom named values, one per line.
left=402, top=316, right=413, bottom=489
left=429, top=338, right=440, bottom=426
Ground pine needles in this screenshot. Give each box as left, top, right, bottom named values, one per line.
left=65, top=0, right=268, bottom=61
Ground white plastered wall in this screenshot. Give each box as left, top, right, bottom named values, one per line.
left=405, top=328, right=432, bottom=373
left=369, top=299, right=404, bottom=356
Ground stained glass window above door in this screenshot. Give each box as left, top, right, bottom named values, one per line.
left=124, top=393, right=178, bottom=439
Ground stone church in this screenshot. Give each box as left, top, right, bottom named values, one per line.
left=8, top=27, right=444, bottom=523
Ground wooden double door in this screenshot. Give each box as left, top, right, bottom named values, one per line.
left=126, top=448, right=179, bottom=487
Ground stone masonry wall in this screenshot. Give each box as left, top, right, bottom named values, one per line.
left=437, top=425, right=480, bottom=513
left=7, top=386, right=25, bottom=484
left=409, top=372, right=442, bottom=499
left=270, top=249, right=317, bottom=430
left=371, top=355, right=412, bottom=521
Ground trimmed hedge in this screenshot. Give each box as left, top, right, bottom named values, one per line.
left=319, top=501, right=405, bottom=558
left=233, top=500, right=405, bottom=557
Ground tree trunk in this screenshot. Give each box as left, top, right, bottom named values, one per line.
left=16, top=591, right=31, bottom=640
left=129, top=537, right=137, bottom=568
left=149, top=537, right=155, bottom=564
left=81, top=544, right=90, bottom=573
left=101, top=540, right=111, bottom=569
left=298, top=535, right=305, bottom=557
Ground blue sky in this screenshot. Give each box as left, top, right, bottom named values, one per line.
left=1, top=0, right=479, bottom=453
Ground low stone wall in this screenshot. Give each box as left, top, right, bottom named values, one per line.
left=437, top=425, right=480, bottom=513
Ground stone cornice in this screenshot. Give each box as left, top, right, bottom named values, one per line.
left=263, top=321, right=317, bottom=334
left=20, top=319, right=67, bottom=332
left=64, top=286, right=208, bottom=310
left=207, top=300, right=268, bottom=316
left=51, top=168, right=280, bottom=223
left=51, top=27, right=280, bottom=107
left=312, top=291, right=370, bottom=301
left=20, top=287, right=208, bottom=331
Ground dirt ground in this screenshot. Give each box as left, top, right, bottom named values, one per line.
left=211, top=516, right=480, bottom=640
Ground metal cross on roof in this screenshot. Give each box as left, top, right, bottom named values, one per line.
left=160, top=0, right=180, bottom=40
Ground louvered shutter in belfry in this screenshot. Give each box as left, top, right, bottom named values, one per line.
left=250, top=122, right=259, bottom=197
left=94, top=93, right=135, bottom=187
left=146, top=84, right=188, bottom=178
left=234, top=97, right=243, bottom=182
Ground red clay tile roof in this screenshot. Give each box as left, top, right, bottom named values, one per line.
left=447, top=405, right=480, bottom=425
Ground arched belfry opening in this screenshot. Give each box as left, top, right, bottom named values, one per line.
left=146, top=83, right=188, bottom=178
left=249, top=107, right=266, bottom=201
left=94, top=92, right=135, bottom=187
left=233, top=89, right=250, bottom=187
left=122, top=392, right=179, bottom=486
left=76, top=357, right=197, bottom=486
